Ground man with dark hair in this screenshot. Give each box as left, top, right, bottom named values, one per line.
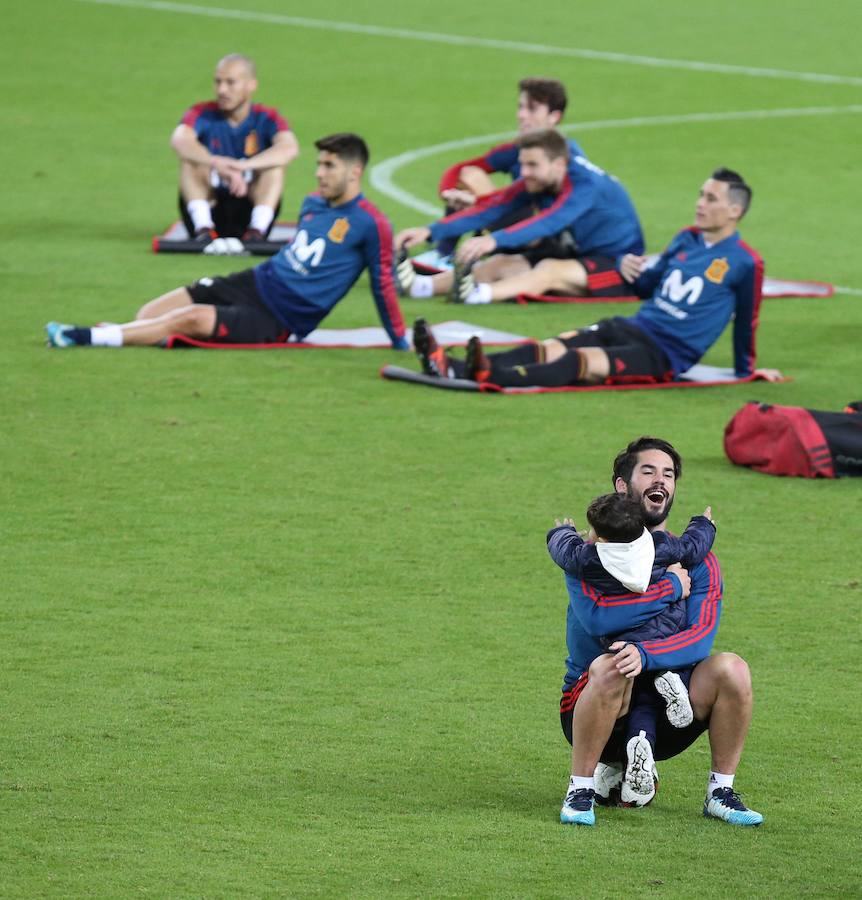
left=553, top=437, right=763, bottom=827
left=437, top=77, right=575, bottom=214
left=46, top=134, right=407, bottom=350
left=171, top=54, right=299, bottom=243
left=396, top=128, right=643, bottom=302
left=411, top=169, right=783, bottom=384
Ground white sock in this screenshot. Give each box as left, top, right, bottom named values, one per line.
left=250, top=204, right=274, bottom=233
left=90, top=325, right=124, bottom=347
left=409, top=275, right=435, bottom=298
left=568, top=775, right=595, bottom=792
left=708, top=771, right=734, bottom=795
left=465, top=283, right=492, bottom=305
left=187, top=199, right=214, bottom=231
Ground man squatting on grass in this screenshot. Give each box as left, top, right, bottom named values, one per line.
left=45, top=134, right=408, bottom=351
left=549, top=492, right=717, bottom=808
left=411, top=167, right=783, bottom=386
left=553, top=437, right=763, bottom=827
left=396, top=128, right=644, bottom=304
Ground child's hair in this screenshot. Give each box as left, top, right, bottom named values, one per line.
left=586, top=493, right=645, bottom=543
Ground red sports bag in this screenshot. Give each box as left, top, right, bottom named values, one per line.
left=724, top=401, right=862, bottom=478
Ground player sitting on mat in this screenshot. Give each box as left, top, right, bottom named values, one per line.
left=171, top=53, right=299, bottom=245
left=45, top=133, right=407, bottom=351
left=396, top=128, right=643, bottom=303
left=422, top=77, right=586, bottom=267
left=548, top=493, right=716, bottom=807
left=409, top=167, right=783, bottom=386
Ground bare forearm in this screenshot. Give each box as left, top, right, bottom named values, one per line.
left=242, top=133, right=299, bottom=172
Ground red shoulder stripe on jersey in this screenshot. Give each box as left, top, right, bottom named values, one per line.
left=640, top=553, right=721, bottom=653
left=579, top=577, right=677, bottom=608
left=251, top=102, right=291, bottom=132
left=736, top=238, right=765, bottom=371
left=438, top=180, right=528, bottom=227
left=181, top=101, right=218, bottom=128
left=437, top=141, right=517, bottom=194
left=500, top=175, right=573, bottom=236
left=358, top=198, right=406, bottom=338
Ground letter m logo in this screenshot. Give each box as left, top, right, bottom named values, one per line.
left=291, top=229, right=326, bottom=267
left=661, top=269, right=703, bottom=305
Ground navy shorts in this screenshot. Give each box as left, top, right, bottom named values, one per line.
left=186, top=269, right=289, bottom=344
left=559, top=668, right=709, bottom=762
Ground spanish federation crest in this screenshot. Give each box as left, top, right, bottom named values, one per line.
left=328, top=217, right=350, bottom=243
left=705, top=257, right=730, bottom=284
left=244, top=131, right=259, bottom=157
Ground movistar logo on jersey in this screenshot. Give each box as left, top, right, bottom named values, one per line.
left=661, top=269, right=703, bottom=305
left=284, top=229, right=326, bottom=275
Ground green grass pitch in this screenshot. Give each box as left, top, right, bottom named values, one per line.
left=2, top=0, right=861, bottom=895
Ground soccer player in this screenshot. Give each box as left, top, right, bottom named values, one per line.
left=396, top=129, right=643, bottom=302
left=556, top=437, right=764, bottom=827
left=171, top=54, right=299, bottom=243
left=548, top=493, right=717, bottom=807
left=412, top=168, right=784, bottom=386
left=45, top=134, right=408, bottom=351
left=420, top=77, right=584, bottom=265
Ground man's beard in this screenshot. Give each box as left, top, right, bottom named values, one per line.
left=629, top=486, right=674, bottom=528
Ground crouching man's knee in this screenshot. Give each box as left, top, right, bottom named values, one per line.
left=712, top=652, right=753, bottom=699
left=587, top=654, right=629, bottom=700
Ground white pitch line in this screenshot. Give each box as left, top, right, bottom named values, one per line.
left=75, top=0, right=862, bottom=87
left=370, top=105, right=862, bottom=216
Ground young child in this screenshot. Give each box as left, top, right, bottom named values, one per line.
left=548, top=492, right=716, bottom=807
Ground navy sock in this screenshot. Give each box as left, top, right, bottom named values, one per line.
left=66, top=327, right=92, bottom=345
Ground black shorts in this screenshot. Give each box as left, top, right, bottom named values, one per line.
left=560, top=317, right=672, bottom=382
left=178, top=191, right=282, bottom=239
left=186, top=269, right=289, bottom=344
left=580, top=256, right=632, bottom=297
left=559, top=670, right=709, bottom=762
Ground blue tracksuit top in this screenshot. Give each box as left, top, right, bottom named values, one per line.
left=629, top=227, right=764, bottom=377
left=548, top=516, right=716, bottom=649
left=437, top=137, right=588, bottom=194
left=181, top=101, right=290, bottom=161
left=559, top=552, right=723, bottom=690
left=429, top=154, right=644, bottom=259
left=253, top=193, right=407, bottom=347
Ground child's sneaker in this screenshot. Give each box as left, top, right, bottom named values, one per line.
left=654, top=670, right=694, bottom=727
left=621, top=731, right=658, bottom=807
left=593, top=761, right=623, bottom=807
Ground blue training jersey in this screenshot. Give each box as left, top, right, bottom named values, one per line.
left=181, top=101, right=290, bottom=161
left=253, top=193, right=407, bottom=347
left=561, top=552, right=723, bottom=691
left=437, top=136, right=587, bottom=194
left=429, top=154, right=644, bottom=259
left=630, top=227, right=764, bottom=377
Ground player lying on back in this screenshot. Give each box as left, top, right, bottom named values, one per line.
left=548, top=493, right=716, bottom=807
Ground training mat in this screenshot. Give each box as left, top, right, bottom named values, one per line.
left=381, top=364, right=790, bottom=393
left=164, top=320, right=531, bottom=350
left=152, top=221, right=298, bottom=256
